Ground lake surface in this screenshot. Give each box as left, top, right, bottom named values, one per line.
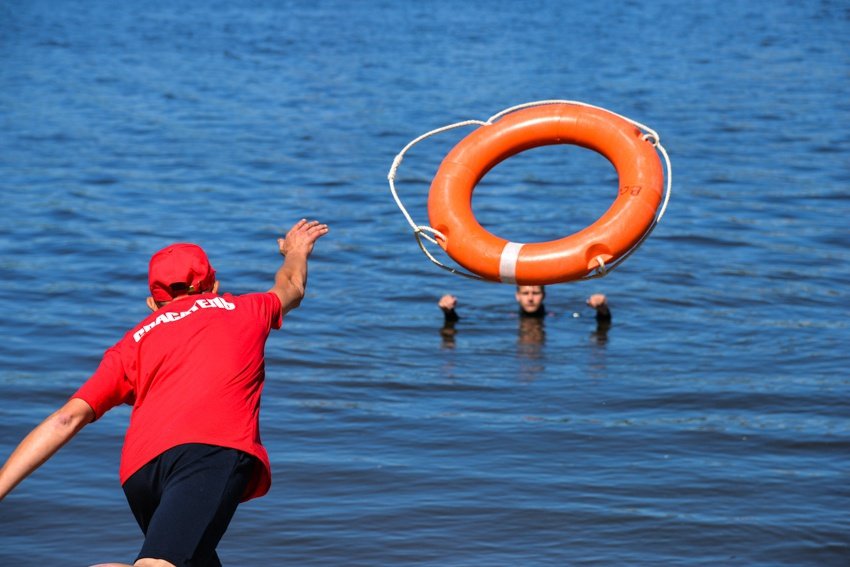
left=1, top=1, right=848, bottom=565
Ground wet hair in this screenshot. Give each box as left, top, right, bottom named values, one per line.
left=516, top=284, right=546, bottom=294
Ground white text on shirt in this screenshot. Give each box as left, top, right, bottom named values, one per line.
left=133, top=297, right=236, bottom=342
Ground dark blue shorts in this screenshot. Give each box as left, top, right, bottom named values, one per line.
left=122, top=443, right=256, bottom=567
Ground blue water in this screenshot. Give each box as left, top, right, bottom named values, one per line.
left=1, top=1, right=849, bottom=565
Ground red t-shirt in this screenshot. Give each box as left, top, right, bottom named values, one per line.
left=73, top=292, right=282, bottom=502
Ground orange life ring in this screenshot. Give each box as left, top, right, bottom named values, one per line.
left=427, top=103, right=664, bottom=285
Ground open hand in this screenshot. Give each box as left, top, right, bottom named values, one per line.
left=278, top=219, right=329, bottom=257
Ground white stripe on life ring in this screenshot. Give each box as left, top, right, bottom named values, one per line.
left=499, top=241, right=524, bottom=284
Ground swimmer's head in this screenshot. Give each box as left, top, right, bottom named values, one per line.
left=515, top=285, right=545, bottom=314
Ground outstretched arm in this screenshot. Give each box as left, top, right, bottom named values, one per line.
left=438, top=294, right=459, bottom=323
left=586, top=293, right=611, bottom=323
left=0, top=398, right=95, bottom=501
left=269, top=219, right=329, bottom=317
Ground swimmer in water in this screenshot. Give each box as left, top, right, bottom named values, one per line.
left=438, top=286, right=611, bottom=340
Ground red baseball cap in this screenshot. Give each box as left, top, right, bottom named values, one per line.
left=148, top=243, right=216, bottom=302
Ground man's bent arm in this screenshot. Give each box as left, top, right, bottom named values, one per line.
left=269, top=219, right=328, bottom=316
left=270, top=248, right=308, bottom=315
